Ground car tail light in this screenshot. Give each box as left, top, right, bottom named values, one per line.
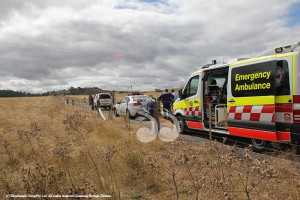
left=294, top=95, right=300, bottom=123
left=132, top=102, right=142, bottom=106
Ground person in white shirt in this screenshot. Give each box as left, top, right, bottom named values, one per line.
left=171, top=89, right=179, bottom=101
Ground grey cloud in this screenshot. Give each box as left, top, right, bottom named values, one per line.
left=0, top=0, right=300, bottom=93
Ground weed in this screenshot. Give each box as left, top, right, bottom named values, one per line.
left=125, top=152, right=145, bottom=174
left=130, top=192, right=142, bottom=199
left=62, top=111, right=104, bottom=192
left=99, top=145, right=121, bottom=200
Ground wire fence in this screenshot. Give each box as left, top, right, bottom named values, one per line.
left=63, top=98, right=114, bottom=120
left=64, top=98, right=90, bottom=109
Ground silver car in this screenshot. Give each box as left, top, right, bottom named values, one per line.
left=114, top=95, right=153, bottom=118
left=94, top=93, right=113, bottom=109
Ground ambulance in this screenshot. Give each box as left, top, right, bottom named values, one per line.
left=173, top=41, right=300, bottom=151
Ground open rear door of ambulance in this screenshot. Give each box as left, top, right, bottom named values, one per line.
left=274, top=54, right=294, bottom=144
left=227, top=59, right=277, bottom=151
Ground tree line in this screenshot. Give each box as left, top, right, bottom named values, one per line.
left=0, top=87, right=114, bottom=98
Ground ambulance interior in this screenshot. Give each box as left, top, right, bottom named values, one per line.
left=203, top=68, right=229, bottom=129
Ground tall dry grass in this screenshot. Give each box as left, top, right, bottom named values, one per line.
left=0, top=96, right=300, bottom=199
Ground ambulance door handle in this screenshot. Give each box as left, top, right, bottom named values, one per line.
left=288, top=99, right=292, bottom=103
left=194, top=100, right=199, bottom=104
left=228, top=99, right=235, bottom=103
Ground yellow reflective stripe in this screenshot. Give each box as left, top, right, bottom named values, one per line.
left=192, top=70, right=202, bottom=76
left=275, top=96, right=292, bottom=104
left=230, top=56, right=274, bottom=67
left=191, top=99, right=201, bottom=107
left=230, top=53, right=294, bottom=67
left=173, top=101, right=185, bottom=109
left=275, top=52, right=294, bottom=58
left=173, top=98, right=201, bottom=109
left=292, top=53, right=296, bottom=95
left=227, top=96, right=274, bottom=107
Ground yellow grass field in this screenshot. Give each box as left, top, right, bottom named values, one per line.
left=1, top=96, right=300, bottom=199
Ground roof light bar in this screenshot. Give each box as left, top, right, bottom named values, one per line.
left=256, top=41, right=300, bottom=57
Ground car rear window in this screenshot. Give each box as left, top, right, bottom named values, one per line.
left=132, top=96, right=151, bottom=101
left=99, top=94, right=111, bottom=99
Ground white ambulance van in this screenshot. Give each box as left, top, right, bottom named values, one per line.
left=173, top=42, right=300, bottom=151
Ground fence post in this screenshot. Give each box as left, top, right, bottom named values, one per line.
left=126, top=101, right=130, bottom=128
left=109, top=103, right=113, bottom=119
left=153, top=101, right=160, bottom=131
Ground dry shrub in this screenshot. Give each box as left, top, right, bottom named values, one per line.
left=125, top=152, right=145, bottom=174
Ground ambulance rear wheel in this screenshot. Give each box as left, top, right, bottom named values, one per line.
left=177, top=116, right=186, bottom=134
left=251, top=139, right=269, bottom=152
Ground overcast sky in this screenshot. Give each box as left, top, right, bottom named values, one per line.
left=0, top=0, right=300, bottom=93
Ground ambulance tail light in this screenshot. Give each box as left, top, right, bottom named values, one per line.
left=293, top=95, right=300, bottom=123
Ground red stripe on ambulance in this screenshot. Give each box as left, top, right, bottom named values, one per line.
left=186, top=121, right=204, bottom=130
left=228, top=127, right=277, bottom=142
left=228, top=105, right=275, bottom=123
left=276, top=131, right=291, bottom=141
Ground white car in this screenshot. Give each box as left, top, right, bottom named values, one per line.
left=114, top=95, right=153, bottom=118
left=94, top=93, right=113, bottom=109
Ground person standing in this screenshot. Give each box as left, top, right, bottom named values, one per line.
left=89, top=94, right=94, bottom=109
left=158, top=89, right=174, bottom=113
left=146, top=99, right=154, bottom=116
left=171, top=89, right=179, bottom=101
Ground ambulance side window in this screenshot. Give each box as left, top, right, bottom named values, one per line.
left=275, top=60, right=290, bottom=96
left=185, top=75, right=199, bottom=98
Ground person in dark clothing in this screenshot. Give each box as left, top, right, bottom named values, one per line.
left=146, top=100, right=154, bottom=116
left=89, top=94, right=94, bottom=109
left=158, top=89, right=174, bottom=112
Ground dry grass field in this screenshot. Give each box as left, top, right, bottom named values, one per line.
left=1, top=96, right=300, bottom=199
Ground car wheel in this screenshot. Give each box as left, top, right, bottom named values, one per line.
left=114, top=108, right=119, bottom=117
left=177, top=116, right=186, bottom=134
left=251, top=139, right=269, bottom=152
